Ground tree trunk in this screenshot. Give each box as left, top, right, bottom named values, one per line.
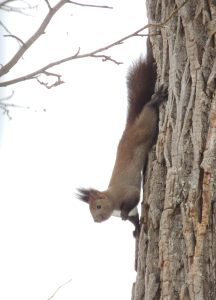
left=132, top=1, right=216, bottom=299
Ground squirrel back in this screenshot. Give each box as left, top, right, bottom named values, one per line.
left=126, top=38, right=156, bottom=126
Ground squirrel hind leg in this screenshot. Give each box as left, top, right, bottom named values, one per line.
left=147, top=84, right=168, bottom=108
left=127, top=214, right=140, bottom=238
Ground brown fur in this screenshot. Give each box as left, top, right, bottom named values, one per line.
left=126, top=38, right=156, bottom=126
left=76, top=39, right=167, bottom=236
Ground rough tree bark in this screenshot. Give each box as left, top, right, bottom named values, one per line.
left=132, top=1, right=216, bottom=299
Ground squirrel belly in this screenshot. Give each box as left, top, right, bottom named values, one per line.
left=112, top=206, right=138, bottom=218
left=76, top=39, right=168, bottom=236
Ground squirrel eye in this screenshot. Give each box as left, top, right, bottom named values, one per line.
left=96, top=205, right=101, bottom=209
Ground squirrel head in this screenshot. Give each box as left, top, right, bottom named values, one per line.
left=76, top=188, right=114, bottom=222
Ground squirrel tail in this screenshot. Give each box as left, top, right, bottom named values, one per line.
left=126, top=38, right=156, bottom=126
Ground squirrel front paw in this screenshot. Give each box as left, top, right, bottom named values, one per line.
left=157, top=84, right=168, bottom=98
left=121, top=209, right=129, bottom=221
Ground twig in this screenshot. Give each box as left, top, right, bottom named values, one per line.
left=0, top=89, right=14, bottom=101
left=47, top=279, right=72, bottom=300
left=36, top=71, right=64, bottom=88
left=0, top=103, right=12, bottom=119
left=68, top=1, right=113, bottom=9
left=0, top=1, right=39, bottom=15
left=91, top=54, right=122, bottom=65
left=44, top=0, right=52, bottom=10
left=1, top=21, right=26, bottom=46
left=165, top=0, right=191, bottom=24
left=137, top=33, right=161, bottom=37
left=4, top=34, right=25, bottom=45
left=0, top=0, right=14, bottom=8
left=0, top=90, right=30, bottom=119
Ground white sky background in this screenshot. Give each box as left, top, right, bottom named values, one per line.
left=0, top=1, right=148, bottom=299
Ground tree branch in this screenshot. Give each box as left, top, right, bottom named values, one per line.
left=0, top=0, right=190, bottom=88
left=68, top=1, right=113, bottom=9
left=0, top=24, right=152, bottom=87
left=0, top=90, right=31, bottom=119
left=4, top=34, right=25, bottom=45
left=0, top=0, right=69, bottom=77
left=0, top=0, right=113, bottom=79
left=44, top=0, right=52, bottom=10
left=36, top=71, right=64, bottom=88
left=47, top=279, right=72, bottom=300
left=0, top=18, right=168, bottom=88
left=0, top=0, right=39, bottom=15
left=0, top=0, right=14, bottom=8
left=0, top=20, right=24, bottom=46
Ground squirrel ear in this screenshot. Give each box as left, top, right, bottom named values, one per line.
left=76, top=188, right=91, bottom=203
left=76, top=188, right=103, bottom=203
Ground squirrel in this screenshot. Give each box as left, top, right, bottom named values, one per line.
left=76, top=39, right=167, bottom=236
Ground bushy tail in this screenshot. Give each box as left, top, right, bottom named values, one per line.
left=126, top=38, right=156, bottom=126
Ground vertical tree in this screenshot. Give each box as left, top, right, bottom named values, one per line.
left=132, top=0, right=216, bottom=299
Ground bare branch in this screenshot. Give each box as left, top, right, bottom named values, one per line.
left=0, top=20, right=18, bottom=43
left=0, top=19, right=13, bottom=35
left=0, top=0, right=113, bottom=78
left=4, top=34, right=25, bottom=45
left=44, top=0, right=52, bottom=10
left=0, top=90, right=30, bottom=119
left=0, top=0, right=39, bottom=15
left=68, top=1, right=113, bottom=9
left=0, top=103, right=12, bottom=119
left=91, top=54, right=122, bottom=65
left=0, top=23, right=161, bottom=87
left=0, top=0, right=14, bottom=8
left=0, top=89, right=14, bottom=101
left=0, top=0, right=38, bottom=9
left=136, top=33, right=160, bottom=37
left=1, top=21, right=26, bottom=47
left=164, top=0, right=191, bottom=24
left=0, top=0, right=190, bottom=88
left=47, top=279, right=72, bottom=300
left=0, top=0, right=69, bottom=77
left=36, top=71, right=64, bottom=89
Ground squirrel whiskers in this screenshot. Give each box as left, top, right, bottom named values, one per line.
left=76, top=39, right=167, bottom=236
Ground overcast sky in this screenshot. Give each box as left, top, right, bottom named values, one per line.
left=0, top=1, right=148, bottom=299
